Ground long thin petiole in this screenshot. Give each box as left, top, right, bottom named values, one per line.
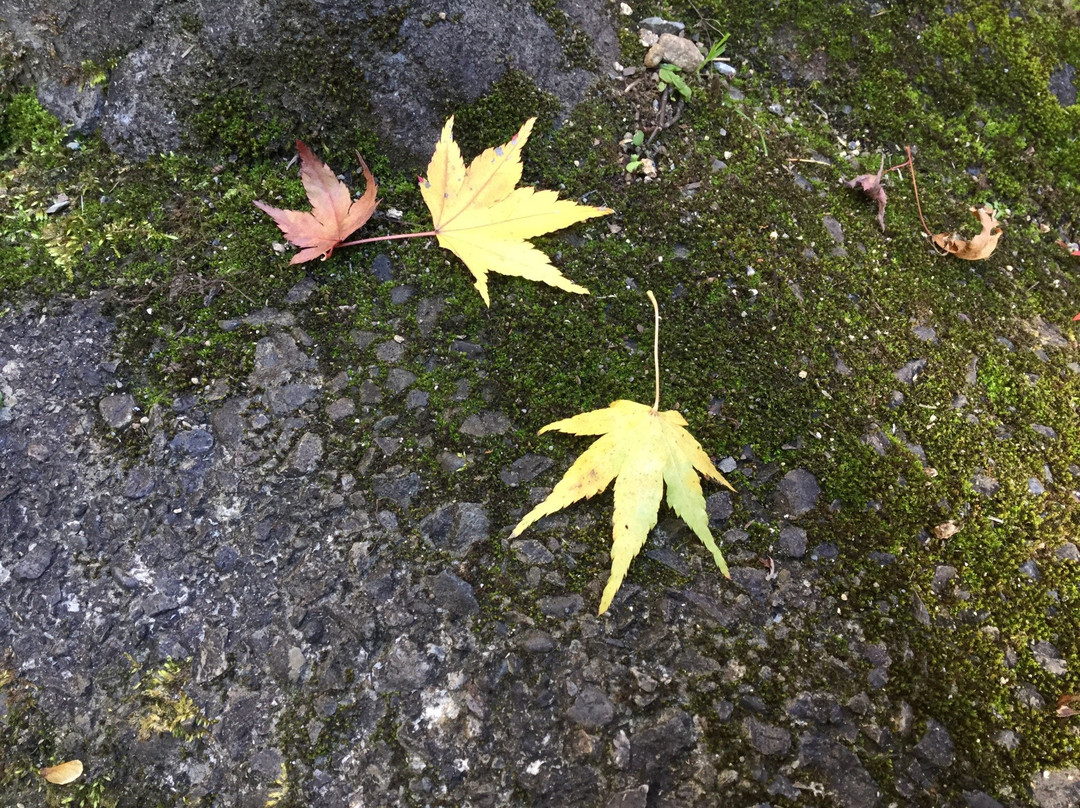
left=646, top=290, right=661, bottom=412
left=337, top=230, right=437, bottom=248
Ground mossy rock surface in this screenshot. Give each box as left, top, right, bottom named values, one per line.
left=3, top=1, right=1080, bottom=806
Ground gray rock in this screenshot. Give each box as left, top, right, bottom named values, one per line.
left=914, top=719, right=954, bottom=767
left=375, top=340, right=406, bottom=364
left=267, top=383, right=316, bottom=414
left=629, top=710, right=696, bottom=777
left=99, top=393, right=137, bottom=428
left=284, top=278, right=317, bottom=303
left=358, top=381, right=383, bottom=404
left=568, top=685, right=615, bottom=727
left=511, top=539, right=555, bottom=565
left=539, top=594, right=584, bottom=618
left=771, top=469, right=821, bottom=518
left=450, top=339, right=485, bottom=359
left=242, top=308, right=295, bottom=328
left=777, top=525, right=807, bottom=558
left=13, top=541, right=57, bottom=580
left=370, top=254, right=393, bottom=282
left=170, top=429, right=215, bottom=455
left=643, top=33, right=704, bottom=71
left=822, top=214, right=845, bottom=244
left=706, top=491, right=733, bottom=526
left=286, top=432, right=323, bottom=473
left=386, top=368, right=417, bottom=394
left=122, top=467, right=156, bottom=499
left=326, top=397, right=355, bottom=421
left=405, top=389, right=430, bottom=410
left=195, top=626, right=229, bottom=683
left=912, top=325, right=937, bottom=342
left=1057, top=542, right=1080, bottom=561
left=972, top=473, right=1000, bottom=497
left=390, top=285, right=414, bottom=304
left=211, top=399, right=247, bottom=447
left=373, top=470, right=424, bottom=510
left=459, top=410, right=512, bottom=437
left=1049, top=64, right=1078, bottom=107
left=419, top=502, right=489, bottom=557
left=931, top=565, right=957, bottom=594
left=1033, top=641, right=1068, bottom=675
left=1031, top=767, right=1080, bottom=808
left=895, top=358, right=927, bottom=385
left=427, top=571, right=478, bottom=617
left=799, top=733, right=882, bottom=807
left=518, top=629, right=555, bottom=653
left=249, top=334, right=313, bottom=388
left=746, top=717, right=791, bottom=756
left=964, top=791, right=1004, bottom=808
left=500, top=454, right=554, bottom=486
left=1032, top=424, right=1059, bottom=440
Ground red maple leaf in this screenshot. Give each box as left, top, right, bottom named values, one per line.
left=254, top=141, right=377, bottom=264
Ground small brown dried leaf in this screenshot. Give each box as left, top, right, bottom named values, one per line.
left=932, top=205, right=1003, bottom=260
left=40, top=759, right=83, bottom=785
left=1057, top=694, right=1080, bottom=717
left=933, top=521, right=961, bottom=540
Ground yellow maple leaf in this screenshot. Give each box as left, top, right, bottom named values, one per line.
left=419, top=117, right=612, bottom=305
left=510, top=292, right=734, bottom=615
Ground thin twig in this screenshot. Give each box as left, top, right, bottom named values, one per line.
left=646, top=87, right=671, bottom=147
left=901, top=146, right=934, bottom=239
left=646, top=290, right=661, bottom=412
left=787, top=157, right=831, bottom=166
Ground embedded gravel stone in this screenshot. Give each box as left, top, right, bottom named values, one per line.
left=13, top=541, right=57, bottom=580
left=386, top=368, right=417, bottom=394
left=499, top=454, right=554, bottom=486
left=799, top=733, right=883, bottom=807
left=770, top=469, right=821, bottom=518
left=914, top=719, right=955, bottom=767
left=777, top=525, right=807, bottom=558
left=326, top=397, right=355, bottom=421
left=894, top=358, right=927, bottom=385
left=374, top=340, right=405, bottom=363
left=747, top=717, right=792, bottom=756
left=99, top=393, right=137, bottom=428
left=629, top=710, right=696, bottom=777
left=419, top=502, right=489, bottom=556
left=568, top=685, right=615, bottom=728
left=170, top=428, right=214, bottom=455
left=459, top=410, right=512, bottom=437
left=286, top=433, right=323, bottom=474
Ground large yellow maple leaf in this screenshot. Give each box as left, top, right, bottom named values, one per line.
left=419, top=117, right=612, bottom=305
left=510, top=293, right=734, bottom=615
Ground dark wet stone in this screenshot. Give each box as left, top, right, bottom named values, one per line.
left=351, top=330, right=377, bottom=350
left=267, top=383, right=316, bottom=414
left=770, top=469, right=821, bottom=518
left=380, top=638, right=436, bottom=692
left=730, top=567, right=771, bottom=603
left=568, top=685, right=615, bottom=728
left=822, top=214, right=845, bottom=243
left=1015, top=683, right=1045, bottom=710
left=1019, top=559, right=1041, bottom=580
left=747, top=717, right=791, bottom=756
left=358, top=380, right=383, bottom=404
left=914, top=719, right=954, bottom=767
left=963, top=791, right=1004, bottom=808
left=242, top=308, right=294, bottom=327
left=437, top=451, right=467, bottom=473
left=386, top=368, right=417, bottom=394
left=777, top=525, right=807, bottom=558
left=326, top=397, right=355, bottom=421
left=214, top=546, right=239, bottom=573
left=459, top=410, right=512, bottom=437
left=511, top=539, right=554, bottom=565
left=518, top=629, right=555, bottom=653
left=860, top=425, right=889, bottom=456
left=249, top=333, right=313, bottom=387
left=14, top=541, right=57, bottom=580
left=706, top=491, right=733, bottom=526
left=895, top=358, right=927, bottom=385
left=931, top=565, right=957, bottom=594
left=639, top=16, right=684, bottom=35
left=284, top=277, right=317, bottom=303
left=374, top=471, right=424, bottom=510
left=1049, top=64, right=1078, bottom=107
left=428, top=571, right=478, bottom=617
left=450, top=339, right=485, bottom=359
left=419, top=502, right=489, bottom=556
left=99, top=393, right=137, bottom=428
left=606, top=784, right=649, bottom=808
left=170, top=429, right=214, bottom=455
left=287, top=433, right=323, bottom=474
left=416, top=296, right=445, bottom=338
left=195, top=625, right=229, bottom=683
left=500, top=454, right=554, bottom=486
left=538, top=594, right=584, bottom=618
left=629, top=711, right=695, bottom=778
left=645, top=547, right=690, bottom=576
left=405, top=389, right=430, bottom=410
left=122, top=467, right=156, bottom=499
left=370, top=253, right=393, bottom=282
left=799, top=733, right=882, bottom=808
left=375, top=340, right=406, bottom=364
left=768, top=775, right=800, bottom=800
left=211, top=399, right=246, bottom=447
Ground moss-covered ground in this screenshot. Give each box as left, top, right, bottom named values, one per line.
left=3, top=0, right=1080, bottom=803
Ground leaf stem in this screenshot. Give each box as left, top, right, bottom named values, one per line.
left=337, top=230, right=438, bottom=248
left=646, top=290, right=661, bottom=412
left=885, top=147, right=933, bottom=239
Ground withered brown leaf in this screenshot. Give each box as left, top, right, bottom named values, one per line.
left=932, top=205, right=1003, bottom=260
